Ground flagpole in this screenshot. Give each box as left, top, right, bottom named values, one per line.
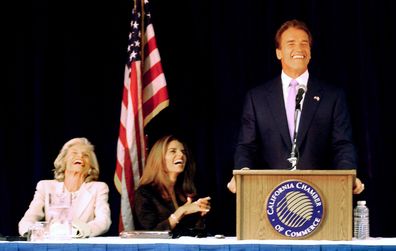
left=140, top=0, right=145, bottom=61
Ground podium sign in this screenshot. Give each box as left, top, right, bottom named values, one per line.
left=234, top=169, right=356, bottom=240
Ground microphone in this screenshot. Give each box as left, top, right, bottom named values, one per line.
left=295, top=85, right=307, bottom=110
left=288, top=85, right=306, bottom=170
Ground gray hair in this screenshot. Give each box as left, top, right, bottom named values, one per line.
left=53, top=137, right=100, bottom=182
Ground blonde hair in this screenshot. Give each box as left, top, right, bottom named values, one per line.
left=139, top=135, right=196, bottom=202
left=53, top=137, right=100, bottom=182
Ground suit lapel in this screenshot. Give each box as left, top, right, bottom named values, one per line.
left=297, top=79, right=323, bottom=147
left=265, top=78, right=292, bottom=148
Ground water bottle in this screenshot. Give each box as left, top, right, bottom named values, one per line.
left=353, top=200, right=369, bottom=239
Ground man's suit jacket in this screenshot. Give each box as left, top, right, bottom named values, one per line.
left=234, top=76, right=357, bottom=170
left=18, top=180, right=111, bottom=237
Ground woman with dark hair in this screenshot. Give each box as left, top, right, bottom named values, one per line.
left=133, top=135, right=211, bottom=237
left=18, top=137, right=111, bottom=238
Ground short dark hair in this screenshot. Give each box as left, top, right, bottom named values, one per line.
left=275, top=19, right=312, bottom=49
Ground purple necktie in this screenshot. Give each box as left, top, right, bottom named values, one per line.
left=286, top=79, right=298, bottom=141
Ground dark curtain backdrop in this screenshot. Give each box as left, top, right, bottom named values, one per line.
left=2, top=0, right=396, bottom=237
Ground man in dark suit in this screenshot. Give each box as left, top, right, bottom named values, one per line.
left=227, top=19, right=364, bottom=194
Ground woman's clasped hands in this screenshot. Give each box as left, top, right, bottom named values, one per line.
left=181, top=196, right=211, bottom=216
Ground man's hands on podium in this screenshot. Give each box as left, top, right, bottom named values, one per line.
left=227, top=176, right=236, bottom=193
left=227, top=167, right=250, bottom=193
left=353, top=177, right=365, bottom=194
left=227, top=170, right=365, bottom=195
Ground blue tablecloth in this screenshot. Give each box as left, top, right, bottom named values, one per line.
left=1, top=237, right=396, bottom=251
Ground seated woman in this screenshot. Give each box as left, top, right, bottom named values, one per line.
left=133, top=135, right=211, bottom=237
left=18, top=137, right=111, bottom=238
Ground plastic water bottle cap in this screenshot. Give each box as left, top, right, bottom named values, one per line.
left=357, top=200, right=366, bottom=206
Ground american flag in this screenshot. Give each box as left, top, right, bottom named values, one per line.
left=114, top=0, right=169, bottom=232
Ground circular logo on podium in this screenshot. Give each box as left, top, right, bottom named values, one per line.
left=266, top=180, right=324, bottom=238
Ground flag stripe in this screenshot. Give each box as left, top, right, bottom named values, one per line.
left=142, top=72, right=167, bottom=103
left=143, top=61, right=166, bottom=90
left=144, top=100, right=170, bottom=126
left=143, top=36, right=161, bottom=73
left=143, top=86, right=169, bottom=118
left=143, top=24, right=156, bottom=59
left=128, top=62, right=146, bottom=182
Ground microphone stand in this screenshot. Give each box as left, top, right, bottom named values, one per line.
left=288, top=103, right=302, bottom=170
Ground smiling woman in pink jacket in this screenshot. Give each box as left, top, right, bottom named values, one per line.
left=18, top=137, right=111, bottom=238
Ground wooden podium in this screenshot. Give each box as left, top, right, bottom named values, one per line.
left=233, top=169, right=356, bottom=240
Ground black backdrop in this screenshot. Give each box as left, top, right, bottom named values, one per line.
left=2, top=0, right=396, bottom=237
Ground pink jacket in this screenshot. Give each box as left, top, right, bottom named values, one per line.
left=18, top=180, right=111, bottom=237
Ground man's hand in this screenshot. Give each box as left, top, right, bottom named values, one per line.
left=227, top=167, right=250, bottom=193
left=227, top=176, right=236, bottom=193
left=353, top=177, right=365, bottom=194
